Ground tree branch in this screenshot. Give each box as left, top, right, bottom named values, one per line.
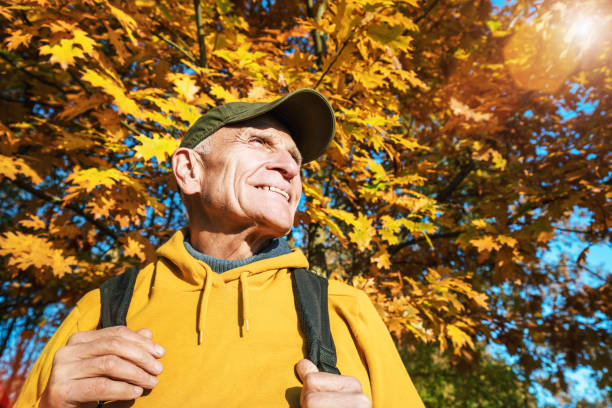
left=307, top=0, right=327, bottom=66
left=9, top=178, right=119, bottom=241
left=314, top=29, right=355, bottom=89
left=389, top=231, right=462, bottom=256
left=436, top=160, right=477, bottom=203
left=193, top=0, right=208, bottom=68
left=415, top=0, right=441, bottom=24
left=154, top=32, right=198, bottom=65
left=0, top=53, right=67, bottom=95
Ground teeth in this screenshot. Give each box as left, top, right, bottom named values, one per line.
left=259, top=186, right=289, bottom=201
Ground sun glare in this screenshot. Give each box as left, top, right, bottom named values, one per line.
left=564, top=15, right=599, bottom=51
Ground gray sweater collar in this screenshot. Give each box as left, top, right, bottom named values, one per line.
left=184, top=237, right=292, bottom=274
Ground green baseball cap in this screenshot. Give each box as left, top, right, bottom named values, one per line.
left=180, top=88, right=335, bottom=163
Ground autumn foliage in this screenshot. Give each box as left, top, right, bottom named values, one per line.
left=1, top=0, right=610, bottom=404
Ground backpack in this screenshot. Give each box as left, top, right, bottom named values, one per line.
left=99, top=267, right=340, bottom=374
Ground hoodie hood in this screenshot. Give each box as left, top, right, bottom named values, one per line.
left=154, top=229, right=309, bottom=343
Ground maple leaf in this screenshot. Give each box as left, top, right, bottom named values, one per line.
left=0, top=232, right=77, bottom=278
left=170, top=74, right=200, bottom=102
left=209, top=84, right=240, bottom=102
left=134, top=133, right=179, bottom=162
left=0, top=155, right=43, bottom=184
left=379, top=215, right=403, bottom=245
left=372, top=250, right=392, bottom=270
left=497, top=235, right=518, bottom=248
left=106, top=2, right=139, bottom=45
left=348, top=213, right=376, bottom=251
left=5, top=29, right=33, bottom=50
left=470, top=235, right=501, bottom=253
left=81, top=69, right=142, bottom=119
left=65, top=167, right=136, bottom=198
left=446, top=324, right=475, bottom=352
left=39, top=39, right=84, bottom=70
left=449, top=97, right=492, bottom=122
left=18, top=216, right=46, bottom=230
left=122, top=232, right=154, bottom=262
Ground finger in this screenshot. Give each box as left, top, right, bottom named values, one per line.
left=67, top=326, right=165, bottom=358
left=301, top=372, right=363, bottom=394
left=70, top=336, right=164, bottom=376
left=301, top=391, right=371, bottom=408
left=55, top=355, right=158, bottom=389
left=63, top=377, right=144, bottom=404
left=296, top=359, right=319, bottom=383
left=137, top=328, right=153, bottom=339
left=80, top=355, right=159, bottom=389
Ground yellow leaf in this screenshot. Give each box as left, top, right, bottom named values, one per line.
left=348, top=214, right=376, bottom=251
left=5, top=29, right=33, bottom=50
left=379, top=215, right=403, bottom=245
left=446, top=324, right=474, bottom=352
left=18, top=216, right=46, bottom=230
left=537, top=230, right=554, bottom=243
left=497, top=235, right=518, bottom=248
left=122, top=232, right=152, bottom=262
left=449, top=97, right=492, bottom=122
left=247, top=86, right=267, bottom=100
left=0, top=232, right=77, bottom=278
left=209, top=84, right=240, bottom=102
left=65, top=167, right=136, bottom=197
left=325, top=208, right=357, bottom=225
left=170, top=74, right=200, bottom=102
left=470, top=235, right=501, bottom=252
left=72, top=29, right=97, bottom=56
left=82, top=69, right=142, bottom=119
left=106, top=1, right=139, bottom=45
left=0, top=155, right=42, bottom=184
left=471, top=219, right=488, bottom=229
left=372, top=250, right=391, bottom=270
left=134, top=133, right=179, bottom=162
left=39, top=39, right=84, bottom=70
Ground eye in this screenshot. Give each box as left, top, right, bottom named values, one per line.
left=249, top=136, right=267, bottom=146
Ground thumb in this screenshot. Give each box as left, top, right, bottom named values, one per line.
left=296, top=359, right=319, bottom=383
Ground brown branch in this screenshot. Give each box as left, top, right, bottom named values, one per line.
left=307, top=0, right=327, bottom=66
left=193, top=0, right=208, bottom=68
left=121, top=120, right=141, bottom=135
left=415, top=0, right=441, bottom=24
left=154, top=32, right=198, bottom=65
left=314, top=29, right=355, bottom=89
left=0, top=53, right=66, bottom=95
left=9, top=178, right=119, bottom=241
left=388, top=231, right=461, bottom=256
left=436, top=160, right=477, bottom=203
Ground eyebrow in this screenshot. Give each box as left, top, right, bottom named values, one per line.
left=242, top=127, right=303, bottom=165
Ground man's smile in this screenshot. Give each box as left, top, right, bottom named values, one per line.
left=256, top=185, right=290, bottom=201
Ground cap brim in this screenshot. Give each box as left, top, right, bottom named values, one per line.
left=225, top=89, right=335, bottom=163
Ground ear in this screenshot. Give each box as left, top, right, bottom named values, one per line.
left=172, top=147, right=204, bottom=196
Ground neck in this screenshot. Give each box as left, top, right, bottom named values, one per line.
left=188, top=222, right=274, bottom=260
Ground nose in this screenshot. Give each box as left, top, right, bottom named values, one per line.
left=268, top=149, right=300, bottom=181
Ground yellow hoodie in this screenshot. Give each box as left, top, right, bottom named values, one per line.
left=15, top=230, right=424, bottom=407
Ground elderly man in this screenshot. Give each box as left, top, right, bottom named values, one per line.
left=16, top=89, right=424, bottom=407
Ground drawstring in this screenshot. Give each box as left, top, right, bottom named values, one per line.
left=197, top=272, right=212, bottom=345
left=239, top=271, right=250, bottom=335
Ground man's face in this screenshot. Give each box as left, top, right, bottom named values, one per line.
left=193, top=115, right=302, bottom=238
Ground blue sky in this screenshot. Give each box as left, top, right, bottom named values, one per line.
left=488, top=0, right=610, bottom=405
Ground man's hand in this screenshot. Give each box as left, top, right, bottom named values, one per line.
left=296, top=359, right=371, bottom=408
left=39, top=326, right=164, bottom=408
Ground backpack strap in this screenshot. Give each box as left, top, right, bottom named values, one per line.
left=291, top=268, right=340, bottom=375
left=99, top=267, right=139, bottom=328
left=98, top=266, right=340, bottom=375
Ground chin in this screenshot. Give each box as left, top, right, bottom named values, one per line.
left=254, top=215, right=294, bottom=238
